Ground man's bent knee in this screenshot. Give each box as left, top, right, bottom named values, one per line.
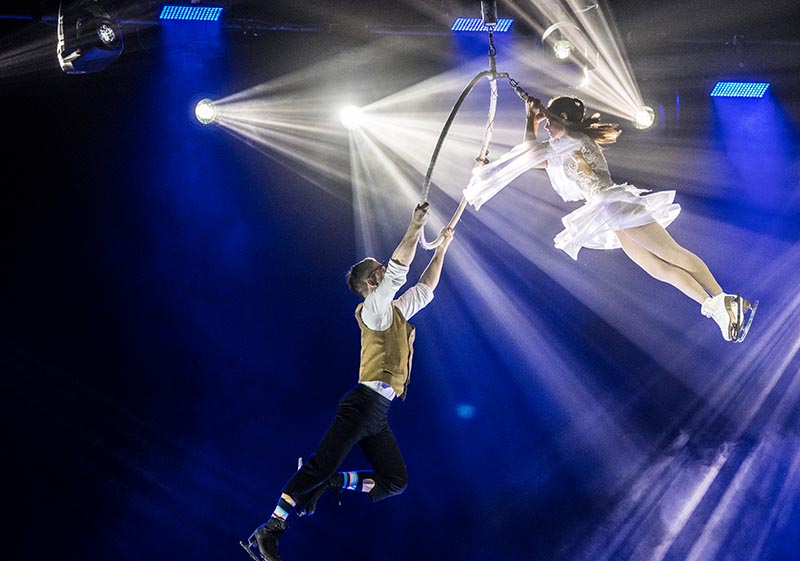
left=386, top=474, right=408, bottom=496
left=369, top=474, right=408, bottom=502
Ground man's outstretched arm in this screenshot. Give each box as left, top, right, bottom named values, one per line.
left=391, top=202, right=429, bottom=266
left=419, top=227, right=454, bottom=291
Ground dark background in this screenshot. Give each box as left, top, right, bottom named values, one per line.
left=3, top=2, right=800, bottom=561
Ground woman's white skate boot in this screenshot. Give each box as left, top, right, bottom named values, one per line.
left=701, top=293, right=755, bottom=342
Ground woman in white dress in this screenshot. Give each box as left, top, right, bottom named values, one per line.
left=462, top=95, right=756, bottom=342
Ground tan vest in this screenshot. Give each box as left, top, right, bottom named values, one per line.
left=355, top=303, right=416, bottom=399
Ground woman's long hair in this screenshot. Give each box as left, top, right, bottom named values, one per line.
left=547, top=96, right=621, bottom=145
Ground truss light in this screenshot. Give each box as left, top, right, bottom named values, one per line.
left=710, top=81, right=770, bottom=98
left=159, top=5, right=224, bottom=21
left=451, top=17, right=513, bottom=33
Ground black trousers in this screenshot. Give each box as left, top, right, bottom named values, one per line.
left=284, top=384, right=408, bottom=507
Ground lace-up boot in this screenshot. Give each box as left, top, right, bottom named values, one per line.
left=247, top=517, right=286, bottom=561
left=701, top=293, right=741, bottom=341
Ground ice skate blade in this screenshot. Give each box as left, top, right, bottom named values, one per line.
left=724, top=293, right=747, bottom=342
left=735, top=300, right=759, bottom=343
left=240, top=540, right=265, bottom=561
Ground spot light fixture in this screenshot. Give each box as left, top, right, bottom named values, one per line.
left=552, top=38, right=572, bottom=61
left=541, top=21, right=597, bottom=88
left=340, top=105, right=364, bottom=130
left=541, top=22, right=592, bottom=66
left=57, top=0, right=123, bottom=74
left=194, top=98, right=218, bottom=125
left=631, top=106, right=655, bottom=130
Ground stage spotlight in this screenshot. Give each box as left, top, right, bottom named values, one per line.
left=542, top=22, right=582, bottom=64
left=632, top=106, right=655, bottom=130
left=542, top=21, right=597, bottom=72
left=194, top=98, right=217, bottom=124
left=57, top=0, right=123, bottom=75
left=340, top=105, right=364, bottom=130
left=553, top=39, right=572, bottom=61
left=541, top=21, right=597, bottom=88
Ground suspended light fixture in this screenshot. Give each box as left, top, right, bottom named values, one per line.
left=710, top=81, right=770, bottom=98
left=450, top=17, right=513, bottom=33
left=450, top=0, right=513, bottom=32
left=552, top=38, right=572, bottom=61
left=57, top=0, right=123, bottom=74
left=541, top=21, right=597, bottom=89
left=542, top=22, right=587, bottom=65
left=159, top=4, right=224, bottom=21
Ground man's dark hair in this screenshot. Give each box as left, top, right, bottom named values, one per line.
left=345, top=258, right=377, bottom=297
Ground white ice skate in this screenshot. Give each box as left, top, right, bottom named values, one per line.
left=735, top=297, right=758, bottom=343
left=702, top=292, right=756, bottom=342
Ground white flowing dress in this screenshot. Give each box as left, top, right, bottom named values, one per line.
left=462, top=134, right=681, bottom=260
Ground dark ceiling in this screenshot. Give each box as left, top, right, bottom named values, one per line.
left=4, top=0, right=795, bottom=89
left=3, top=0, right=799, bottom=41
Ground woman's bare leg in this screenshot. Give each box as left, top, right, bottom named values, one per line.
left=616, top=229, right=713, bottom=304
left=616, top=223, right=756, bottom=341
left=617, top=223, right=724, bottom=300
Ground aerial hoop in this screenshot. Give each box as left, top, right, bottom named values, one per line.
left=418, top=68, right=498, bottom=250
left=417, top=26, right=556, bottom=250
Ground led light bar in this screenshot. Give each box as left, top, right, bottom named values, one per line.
left=451, top=17, right=513, bottom=33
left=159, top=5, right=223, bottom=21
left=710, top=81, right=770, bottom=98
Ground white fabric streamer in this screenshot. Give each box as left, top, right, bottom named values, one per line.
left=463, top=136, right=583, bottom=209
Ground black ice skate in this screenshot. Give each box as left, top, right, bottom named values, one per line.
left=239, top=517, right=287, bottom=561
left=239, top=539, right=263, bottom=561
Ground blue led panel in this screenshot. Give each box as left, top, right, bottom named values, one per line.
left=451, top=17, right=513, bottom=33
left=710, top=81, right=770, bottom=98
left=159, top=5, right=224, bottom=21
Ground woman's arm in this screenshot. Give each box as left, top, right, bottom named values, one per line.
left=524, top=100, right=548, bottom=169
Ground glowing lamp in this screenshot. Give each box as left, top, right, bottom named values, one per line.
left=553, top=39, right=572, bottom=60
left=340, top=106, right=364, bottom=130
left=632, top=106, right=655, bottom=130
left=195, top=98, right=217, bottom=124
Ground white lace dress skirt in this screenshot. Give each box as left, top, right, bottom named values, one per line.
left=554, top=184, right=681, bottom=260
